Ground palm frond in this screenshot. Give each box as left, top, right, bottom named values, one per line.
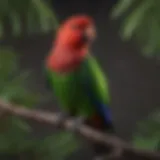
left=111, top=0, right=160, bottom=56
left=0, top=0, right=58, bottom=37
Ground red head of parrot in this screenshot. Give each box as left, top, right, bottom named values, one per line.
left=46, top=15, right=96, bottom=73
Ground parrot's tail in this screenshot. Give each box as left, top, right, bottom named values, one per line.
left=85, top=114, right=114, bottom=131
left=85, top=114, right=115, bottom=159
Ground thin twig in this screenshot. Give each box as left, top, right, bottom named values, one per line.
left=0, top=99, right=159, bottom=160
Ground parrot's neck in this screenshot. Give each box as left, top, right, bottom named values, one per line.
left=46, top=46, right=88, bottom=73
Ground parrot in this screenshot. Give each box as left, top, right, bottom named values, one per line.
left=45, top=15, right=114, bottom=160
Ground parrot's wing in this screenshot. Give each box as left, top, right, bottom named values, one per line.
left=82, top=55, right=112, bottom=124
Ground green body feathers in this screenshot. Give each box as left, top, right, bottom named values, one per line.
left=45, top=55, right=111, bottom=125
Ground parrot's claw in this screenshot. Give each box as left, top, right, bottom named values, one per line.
left=56, top=112, right=68, bottom=126
left=58, top=112, right=67, bottom=119
left=72, top=116, right=85, bottom=132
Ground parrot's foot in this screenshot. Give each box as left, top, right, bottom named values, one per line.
left=71, top=116, right=85, bottom=132
left=56, top=112, right=68, bottom=127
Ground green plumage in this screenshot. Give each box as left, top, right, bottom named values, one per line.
left=45, top=54, right=111, bottom=120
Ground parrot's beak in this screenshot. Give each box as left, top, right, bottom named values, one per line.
left=83, top=26, right=96, bottom=43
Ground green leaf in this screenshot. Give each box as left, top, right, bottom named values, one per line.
left=132, top=109, right=160, bottom=151
left=121, top=0, right=152, bottom=40
left=0, top=48, right=43, bottom=155
left=0, top=22, right=4, bottom=37
left=142, top=16, right=160, bottom=56
left=11, top=117, right=32, bottom=133
left=0, top=49, right=18, bottom=73
left=31, top=0, right=58, bottom=32
left=133, top=136, right=159, bottom=150
left=35, top=131, right=80, bottom=160
left=27, top=7, right=39, bottom=34
left=111, top=0, right=136, bottom=18
left=0, top=116, right=31, bottom=153
left=112, top=0, right=160, bottom=56
left=9, top=11, right=21, bottom=36
left=0, top=0, right=58, bottom=38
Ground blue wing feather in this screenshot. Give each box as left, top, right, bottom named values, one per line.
left=84, top=80, right=112, bottom=125
left=80, top=58, right=112, bottom=126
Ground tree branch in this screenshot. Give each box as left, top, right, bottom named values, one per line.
left=0, top=99, right=159, bottom=160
